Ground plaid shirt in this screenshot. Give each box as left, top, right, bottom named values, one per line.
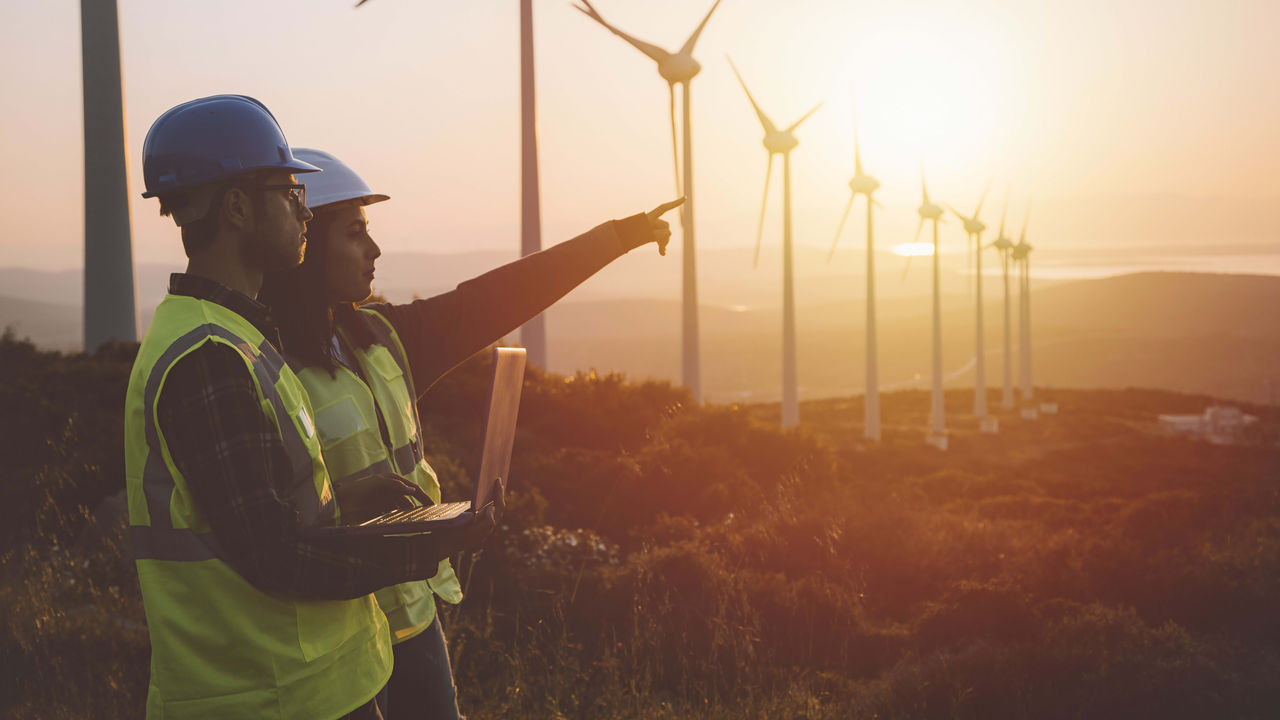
left=156, top=273, right=442, bottom=601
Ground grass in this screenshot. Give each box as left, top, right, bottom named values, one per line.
left=2, top=330, right=1279, bottom=718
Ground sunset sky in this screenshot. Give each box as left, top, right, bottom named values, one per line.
left=2, top=0, right=1277, bottom=274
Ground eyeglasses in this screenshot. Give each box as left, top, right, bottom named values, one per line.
left=257, top=183, right=306, bottom=210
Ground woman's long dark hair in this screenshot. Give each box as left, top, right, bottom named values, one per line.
left=260, top=207, right=376, bottom=374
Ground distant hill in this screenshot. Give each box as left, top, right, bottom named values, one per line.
left=541, top=272, right=1280, bottom=405
left=4, top=270, right=1276, bottom=404
left=0, top=295, right=79, bottom=350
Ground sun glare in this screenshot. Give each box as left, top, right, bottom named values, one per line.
left=827, top=8, right=1015, bottom=185
left=892, top=242, right=935, bottom=257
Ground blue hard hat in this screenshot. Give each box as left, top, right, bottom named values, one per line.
left=141, top=94, right=320, bottom=199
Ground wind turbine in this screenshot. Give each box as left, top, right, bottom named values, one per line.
left=949, top=181, right=998, bottom=431
left=1013, top=205, right=1035, bottom=411
left=575, top=0, right=723, bottom=403
left=81, top=0, right=137, bottom=351
left=904, top=169, right=948, bottom=449
left=729, top=58, right=821, bottom=428
left=989, top=192, right=1016, bottom=410
left=827, top=111, right=883, bottom=442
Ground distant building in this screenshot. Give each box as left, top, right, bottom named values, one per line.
left=1158, top=405, right=1258, bottom=444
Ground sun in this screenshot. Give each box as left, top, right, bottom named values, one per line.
left=826, top=6, right=1017, bottom=186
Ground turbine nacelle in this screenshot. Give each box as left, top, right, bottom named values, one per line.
left=848, top=174, right=880, bottom=196
left=991, top=236, right=1015, bottom=252
left=762, top=130, right=799, bottom=154
left=1012, top=240, right=1032, bottom=260
left=963, top=217, right=986, bottom=235
left=658, top=54, right=701, bottom=83
left=918, top=202, right=944, bottom=220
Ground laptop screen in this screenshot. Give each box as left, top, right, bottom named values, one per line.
left=473, top=347, right=526, bottom=511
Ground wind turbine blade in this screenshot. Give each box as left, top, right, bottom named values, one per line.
left=1020, top=199, right=1032, bottom=243
left=754, top=153, right=774, bottom=269
left=853, top=113, right=862, bottom=173
left=785, top=102, right=824, bottom=133
left=679, top=0, right=723, bottom=55
left=946, top=203, right=972, bottom=225
left=901, top=252, right=914, bottom=285
left=921, top=164, right=930, bottom=204
left=574, top=1, right=670, bottom=63
left=968, top=233, right=973, bottom=295
left=668, top=84, right=681, bottom=196
left=727, top=57, right=778, bottom=134
left=826, top=192, right=855, bottom=263
left=997, top=190, right=1008, bottom=240
left=873, top=198, right=884, bottom=210
left=973, top=176, right=993, bottom=217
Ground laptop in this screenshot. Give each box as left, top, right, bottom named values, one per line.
left=307, top=346, right=526, bottom=537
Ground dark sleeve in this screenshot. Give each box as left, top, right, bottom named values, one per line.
left=367, top=213, right=653, bottom=396
left=157, top=343, right=449, bottom=600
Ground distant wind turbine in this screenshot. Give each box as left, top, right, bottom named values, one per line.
left=575, top=0, right=723, bottom=402
left=904, top=168, right=949, bottom=449
left=989, top=192, right=1016, bottom=410
left=729, top=58, right=822, bottom=428
left=827, top=110, right=883, bottom=442
left=949, top=180, right=997, bottom=429
left=1013, top=204, right=1034, bottom=405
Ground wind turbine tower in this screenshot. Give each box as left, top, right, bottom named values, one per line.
left=827, top=113, right=882, bottom=442
left=913, top=169, right=948, bottom=449
left=1013, top=207, right=1035, bottom=409
left=519, top=0, right=546, bottom=367
left=81, top=0, right=137, bottom=351
left=729, top=59, right=821, bottom=428
left=949, top=182, right=998, bottom=432
left=990, top=194, right=1016, bottom=410
left=575, top=0, right=723, bottom=403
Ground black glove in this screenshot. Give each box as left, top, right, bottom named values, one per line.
left=414, top=484, right=506, bottom=562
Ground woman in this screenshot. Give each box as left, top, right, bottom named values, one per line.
left=259, top=147, right=681, bottom=720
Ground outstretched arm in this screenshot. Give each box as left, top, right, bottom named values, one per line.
left=371, top=200, right=682, bottom=396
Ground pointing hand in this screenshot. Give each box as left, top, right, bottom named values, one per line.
left=645, top=197, right=686, bottom=256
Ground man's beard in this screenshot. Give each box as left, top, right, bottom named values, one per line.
left=243, top=217, right=304, bottom=272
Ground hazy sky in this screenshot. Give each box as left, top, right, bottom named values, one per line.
left=2, top=0, right=1278, bottom=271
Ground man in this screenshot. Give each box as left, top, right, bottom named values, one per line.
left=123, top=95, right=496, bottom=720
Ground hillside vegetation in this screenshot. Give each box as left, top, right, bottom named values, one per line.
left=8, top=271, right=1280, bottom=406
left=2, top=330, right=1279, bottom=719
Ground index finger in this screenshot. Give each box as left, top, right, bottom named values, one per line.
left=397, top=477, right=432, bottom=505
left=648, top=197, right=687, bottom=218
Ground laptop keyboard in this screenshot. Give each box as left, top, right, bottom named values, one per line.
left=361, top=502, right=471, bottom=526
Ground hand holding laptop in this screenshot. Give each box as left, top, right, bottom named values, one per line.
left=335, top=472, right=433, bottom=525
left=305, top=347, right=525, bottom=537
left=434, top=483, right=505, bottom=557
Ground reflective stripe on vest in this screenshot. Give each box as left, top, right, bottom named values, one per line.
left=132, top=324, right=334, bottom=561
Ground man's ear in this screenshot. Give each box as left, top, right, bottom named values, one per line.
left=222, top=187, right=252, bottom=232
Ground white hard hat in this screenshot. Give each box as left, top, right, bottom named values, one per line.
left=291, top=148, right=390, bottom=212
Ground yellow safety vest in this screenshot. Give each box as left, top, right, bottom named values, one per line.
left=124, top=294, right=392, bottom=719
left=294, top=307, right=462, bottom=644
